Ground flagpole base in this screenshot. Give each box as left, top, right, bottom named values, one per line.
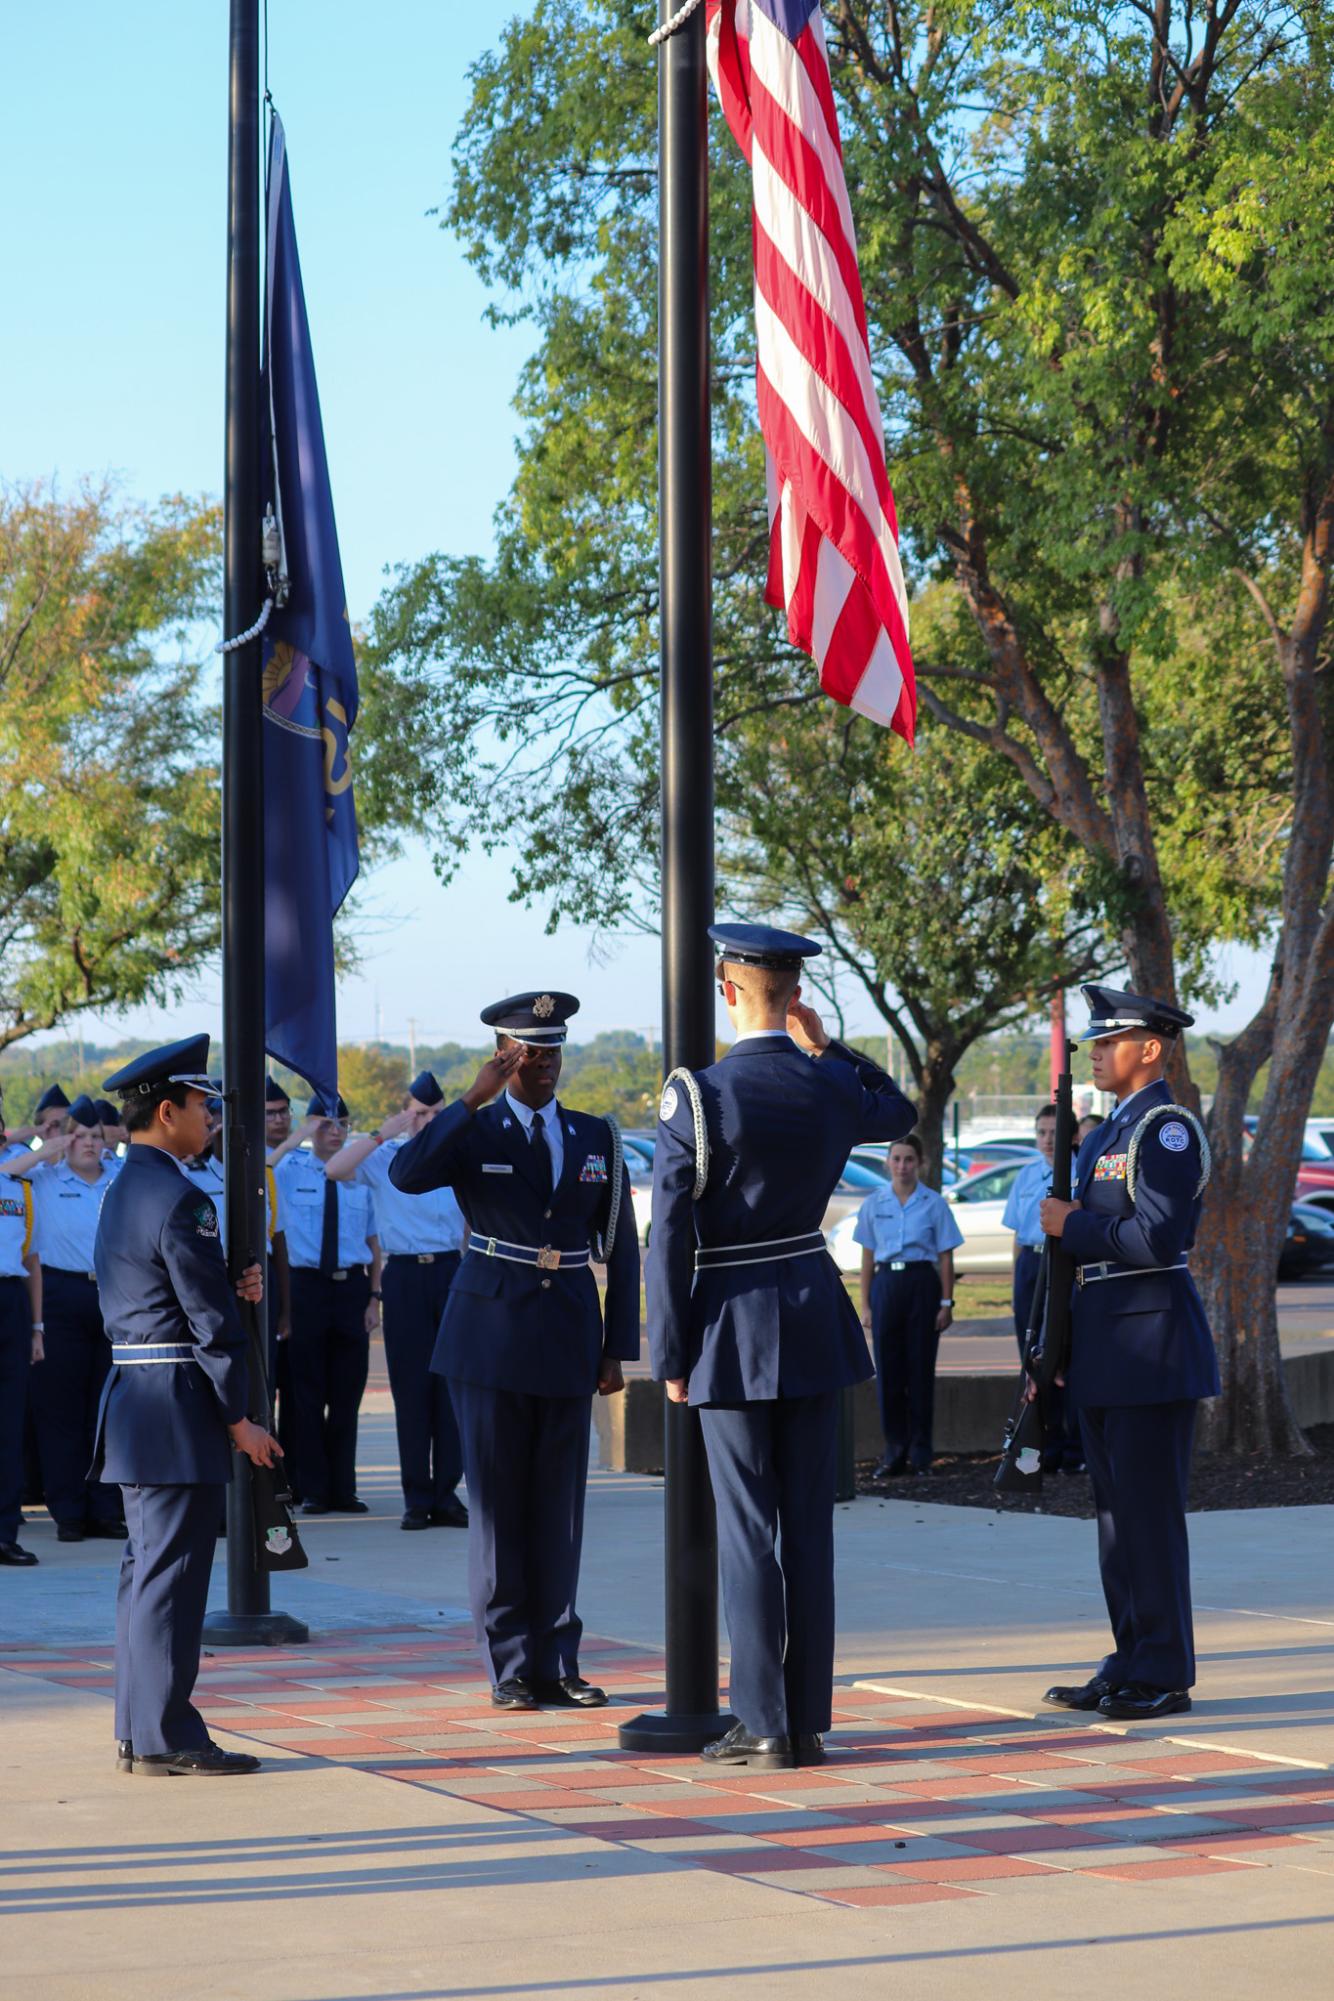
left=201, top=1609, right=309, bottom=1648
left=617, top=1709, right=734, bottom=1754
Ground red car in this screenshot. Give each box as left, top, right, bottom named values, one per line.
left=1244, top=1117, right=1334, bottom=1209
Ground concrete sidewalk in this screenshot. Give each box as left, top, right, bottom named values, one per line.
left=2, top=1411, right=1331, bottom=2001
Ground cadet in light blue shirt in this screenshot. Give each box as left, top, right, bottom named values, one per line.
left=325, top=1070, right=469, bottom=1529
left=270, top=1096, right=381, bottom=1514
left=1002, top=1108, right=1057, bottom=1356
left=853, top=1134, right=963, bottom=1475
left=0, top=1106, right=41, bottom=1565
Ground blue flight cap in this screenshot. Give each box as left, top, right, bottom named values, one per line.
left=93, top=1100, right=120, bottom=1126
left=306, top=1091, right=350, bottom=1121
left=409, top=1069, right=443, bottom=1107
left=1076, top=983, right=1193, bottom=1047
left=710, top=922, right=822, bottom=972
left=265, top=1075, right=291, bottom=1106
left=104, top=1035, right=221, bottom=1100
left=35, top=1084, right=71, bottom=1116
left=480, top=991, right=580, bottom=1048
left=66, top=1094, right=103, bottom=1129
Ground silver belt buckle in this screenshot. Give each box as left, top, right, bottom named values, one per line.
left=536, top=1245, right=561, bottom=1271
left=417, top=1253, right=435, bottom=1265
left=890, top=1259, right=906, bottom=1271
left=331, top=1269, right=348, bottom=1283
left=484, top=1238, right=497, bottom=1258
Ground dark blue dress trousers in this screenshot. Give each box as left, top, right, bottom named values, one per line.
left=381, top=1252, right=463, bottom=1513
left=30, top=1267, right=120, bottom=1528
left=0, top=1278, right=31, bottom=1544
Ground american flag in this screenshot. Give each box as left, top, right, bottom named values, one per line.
left=706, top=0, right=915, bottom=739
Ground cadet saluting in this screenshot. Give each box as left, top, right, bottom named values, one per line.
left=92, top=1037, right=282, bottom=1776
left=1039, top=984, right=1218, bottom=1722
left=389, top=992, right=639, bottom=1710
left=648, top=925, right=916, bottom=1771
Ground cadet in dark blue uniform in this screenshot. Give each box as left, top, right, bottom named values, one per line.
left=0, top=1089, right=41, bottom=1566
left=93, top=1037, right=282, bottom=1775
left=1040, top=985, right=1218, bottom=1722
left=390, top=992, right=640, bottom=1708
left=327, top=1070, right=468, bottom=1531
left=648, top=925, right=916, bottom=1769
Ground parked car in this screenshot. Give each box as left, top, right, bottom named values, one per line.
left=1305, top=1121, right=1334, bottom=1159
left=1243, top=1117, right=1334, bottom=1208
left=1280, top=1202, right=1334, bottom=1279
left=850, top=1143, right=969, bottom=1186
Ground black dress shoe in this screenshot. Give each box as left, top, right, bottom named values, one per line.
left=133, top=1744, right=261, bottom=1776
left=794, top=1733, right=825, bottom=1765
left=429, top=1496, right=469, bottom=1527
left=56, top=1524, right=86, bottom=1543
left=700, top=1723, right=795, bottom=1771
left=1098, top=1683, right=1191, bottom=1721
left=872, top=1457, right=908, bottom=1479
left=1043, top=1675, right=1117, bottom=1711
left=400, top=1509, right=431, bottom=1531
left=331, top=1498, right=369, bottom=1514
left=300, top=1501, right=330, bottom=1516
left=116, top=1739, right=134, bottom=1772
left=491, top=1678, right=540, bottom=1710
left=533, top=1676, right=607, bottom=1708
left=0, top=1541, right=37, bottom=1567
left=84, top=1520, right=128, bottom=1540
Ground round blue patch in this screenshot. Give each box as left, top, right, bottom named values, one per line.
left=1159, top=1120, right=1190, bottom=1152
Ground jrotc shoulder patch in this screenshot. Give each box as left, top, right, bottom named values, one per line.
left=1093, top=1152, right=1129, bottom=1182
left=193, top=1201, right=220, bottom=1238
left=1159, top=1120, right=1190, bottom=1152
left=659, top=1085, right=679, bottom=1122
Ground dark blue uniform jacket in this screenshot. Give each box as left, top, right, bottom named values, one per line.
left=91, top=1145, right=250, bottom=1484
left=647, top=1037, right=916, bottom=1403
left=1062, top=1080, right=1220, bottom=1407
left=389, top=1099, right=640, bottom=1397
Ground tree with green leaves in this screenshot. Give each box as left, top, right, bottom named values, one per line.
left=370, top=0, right=1330, bottom=1452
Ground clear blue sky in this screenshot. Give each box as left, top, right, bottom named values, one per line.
left=1, top=0, right=1266, bottom=1066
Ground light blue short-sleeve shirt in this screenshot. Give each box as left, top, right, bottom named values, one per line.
left=33, top=1160, right=118, bottom=1272
left=350, top=1138, right=466, bottom=1257
left=274, top=1150, right=377, bottom=1270
left=1001, top=1154, right=1053, bottom=1251
left=852, top=1182, right=964, bottom=1263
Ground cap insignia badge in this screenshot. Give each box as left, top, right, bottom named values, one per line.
left=533, top=994, right=555, bottom=1019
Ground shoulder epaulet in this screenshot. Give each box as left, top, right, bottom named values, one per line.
left=1127, top=1103, right=1210, bottom=1202
left=659, top=1067, right=709, bottom=1200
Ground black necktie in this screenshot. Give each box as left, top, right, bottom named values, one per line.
left=529, top=1112, right=553, bottom=1195
left=319, top=1172, right=340, bottom=1275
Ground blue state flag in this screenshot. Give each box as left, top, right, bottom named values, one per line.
left=261, top=113, right=357, bottom=1104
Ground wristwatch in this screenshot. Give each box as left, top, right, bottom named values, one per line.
left=370, top=1290, right=382, bottom=1300
left=940, top=1298, right=954, bottom=1309
left=31, top=1320, right=44, bottom=1332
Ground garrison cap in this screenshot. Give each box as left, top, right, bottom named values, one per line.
left=103, top=1035, right=220, bottom=1099
left=480, top=991, right=580, bottom=1048
left=66, top=1095, right=103, bottom=1129
left=93, top=1100, right=120, bottom=1126
left=35, top=1084, right=71, bottom=1116
left=408, top=1069, right=443, bottom=1107
left=710, top=922, right=822, bottom=972
left=306, top=1090, right=350, bottom=1121
left=1076, top=983, right=1194, bottom=1047
left=265, top=1075, right=291, bottom=1106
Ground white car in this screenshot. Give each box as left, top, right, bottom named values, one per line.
left=827, top=1158, right=1030, bottom=1277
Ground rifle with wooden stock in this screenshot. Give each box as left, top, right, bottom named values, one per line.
left=994, top=1064, right=1076, bottom=1495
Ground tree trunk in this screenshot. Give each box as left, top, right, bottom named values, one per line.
left=911, top=1047, right=958, bottom=1191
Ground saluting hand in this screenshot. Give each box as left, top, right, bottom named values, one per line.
left=786, top=998, right=830, bottom=1054
left=377, top=1107, right=416, bottom=1143
left=462, top=1043, right=524, bottom=1112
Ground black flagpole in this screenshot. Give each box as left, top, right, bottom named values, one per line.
left=203, top=0, right=306, bottom=1647
left=619, top=0, right=730, bottom=1753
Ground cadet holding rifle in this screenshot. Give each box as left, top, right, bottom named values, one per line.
left=1036, top=985, right=1216, bottom=1723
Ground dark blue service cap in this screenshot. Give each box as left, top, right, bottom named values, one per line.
left=480, top=991, right=580, bottom=1048
left=93, top=1100, right=120, bottom=1126
left=35, top=1084, right=71, bottom=1115
left=710, top=922, right=822, bottom=972
left=265, top=1075, right=291, bottom=1106
left=104, top=1035, right=221, bottom=1100
left=66, top=1095, right=103, bottom=1129
left=409, top=1069, right=443, bottom=1107
left=1076, top=983, right=1193, bottom=1046
left=306, top=1091, right=350, bottom=1121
